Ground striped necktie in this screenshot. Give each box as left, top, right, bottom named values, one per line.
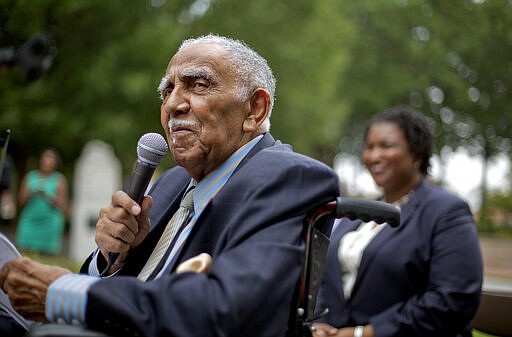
left=138, top=186, right=195, bottom=281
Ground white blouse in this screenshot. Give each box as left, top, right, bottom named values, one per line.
left=337, top=220, right=385, bottom=299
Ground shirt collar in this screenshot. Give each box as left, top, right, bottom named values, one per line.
left=190, top=135, right=263, bottom=218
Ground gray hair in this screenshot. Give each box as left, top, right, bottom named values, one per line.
left=177, top=34, right=276, bottom=132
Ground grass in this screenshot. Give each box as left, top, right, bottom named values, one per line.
left=473, top=330, right=498, bottom=337
left=20, top=249, right=82, bottom=273
left=1, top=222, right=82, bottom=272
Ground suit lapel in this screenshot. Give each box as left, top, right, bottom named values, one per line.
left=233, top=132, right=277, bottom=174
left=189, top=132, right=276, bottom=221
left=156, top=180, right=190, bottom=231
left=165, top=133, right=276, bottom=272
left=329, top=219, right=361, bottom=302
left=349, top=180, right=427, bottom=298
left=351, top=225, right=395, bottom=297
left=121, top=173, right=190, bottom=276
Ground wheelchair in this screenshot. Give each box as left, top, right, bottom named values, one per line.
left=23, top=196, right=399, bottom=337
left=287, top=197, right=400, bottom=337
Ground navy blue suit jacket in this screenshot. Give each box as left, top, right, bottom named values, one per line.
left=315, top=179, right=483, bottom=337
left=81, top=133, right=339, bottom=337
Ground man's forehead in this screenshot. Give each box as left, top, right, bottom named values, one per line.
left=166, top=43, right=230, bottom=79
left=169, top=42, right=224, bottom=66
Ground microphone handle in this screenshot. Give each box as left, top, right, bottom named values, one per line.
left=124, top=160, right=156, bottom=204
left=106, top=161, right=156, bottom=273
left=336, top=197, right=401, bottom=227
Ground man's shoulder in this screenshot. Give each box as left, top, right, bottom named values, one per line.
left=148, top=166, right=190, bottom=221
left=158, top=166, right=189, bottom=181
left=257, top=141, right=334, bottom=172
left=416, top=179, right=471, bottom=212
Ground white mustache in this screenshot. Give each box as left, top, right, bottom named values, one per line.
left=168, top=119, right=197, bottom=130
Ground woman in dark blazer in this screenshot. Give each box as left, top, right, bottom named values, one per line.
left=313, top=105, right=483, bottom=337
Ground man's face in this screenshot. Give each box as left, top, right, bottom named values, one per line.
left=160, top=42, right=251, bottom=181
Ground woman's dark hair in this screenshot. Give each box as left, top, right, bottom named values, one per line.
left=364, top=105, right=433, bottom=175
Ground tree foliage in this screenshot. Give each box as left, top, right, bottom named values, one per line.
left=1, top=0, right=353, bottom=182
left=1, top=0, right=187, bottom=179
left=333, top=0, right=511, bottom=212
left=1, top=0, right=510, bottom=210
left=185, top=0, right=353, bottom=163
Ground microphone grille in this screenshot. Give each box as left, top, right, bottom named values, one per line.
left=137, top=133, right=168, bottom=166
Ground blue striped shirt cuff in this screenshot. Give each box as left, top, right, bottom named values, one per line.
left=46, top=273, right=100, bottom=325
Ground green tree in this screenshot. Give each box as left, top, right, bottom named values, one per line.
left=1, top=0, right=355, bottom=184
left=1, top=0, right=189, bottom=181
left=335, top=0, right=512, bottom=215
left=2, top=0, right=510, bottom=217
left=185, top=0, right=354, bottom=163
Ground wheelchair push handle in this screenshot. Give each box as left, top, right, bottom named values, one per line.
left=336, top=197, right=401, bottom=227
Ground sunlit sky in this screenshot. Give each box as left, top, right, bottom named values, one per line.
left=334, top=149, right=510, bottom=212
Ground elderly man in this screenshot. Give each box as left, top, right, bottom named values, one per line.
left=1, top=34, right=339, bottom=337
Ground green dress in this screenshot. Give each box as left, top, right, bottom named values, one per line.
left=16, top=170, right=65, bottom=254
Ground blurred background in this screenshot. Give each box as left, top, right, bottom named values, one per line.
left=0, top=1, right=511, bottom=335
left=0, top=0, right=511, bottom=290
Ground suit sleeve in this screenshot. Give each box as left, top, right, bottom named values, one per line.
left=83, top=158, right=339, bottom=337
left=370, top=197, right=483, bottom=337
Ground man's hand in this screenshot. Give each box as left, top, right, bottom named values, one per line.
left=95, top=191, right=152, bottom=272
left=0, top=257, right=71, bottom=322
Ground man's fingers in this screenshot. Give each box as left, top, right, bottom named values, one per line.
left=97, top=207, right=139, bottom=251
left=99, top=201, right=141, bottom=238
left=95, top=224, right=131, bottom=255
left=1, top=257, right=70, bottom=322
left=139, top=195, right=153, bottom=218
left=130, top=195, right=152, bottom=248
left=0, top=262, right=10, bottom=293
left=103, top=220, right=136, bottom=244
left=96, top=192, right=152, bottom=254
left=10, top=296, right=47, bottom=322
left=111, top=190, right=141, bottom=216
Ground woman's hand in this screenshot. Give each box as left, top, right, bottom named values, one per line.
left=312, top=323, right=375, bottom=337
left=312, top=323, right=339, bottom=337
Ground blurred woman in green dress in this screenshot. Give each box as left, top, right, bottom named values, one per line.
left=16, top=148, right=68, bottom=254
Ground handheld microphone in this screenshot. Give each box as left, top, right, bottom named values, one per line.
left=124, top=132, right=169, bottom=204
left=103, top=133, right=168, bottom=276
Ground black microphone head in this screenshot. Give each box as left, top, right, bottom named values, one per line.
left=137, top=133, right=168, bottom=166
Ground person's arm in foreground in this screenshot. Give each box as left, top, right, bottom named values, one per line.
left=0, top=258, right=70, bottom=322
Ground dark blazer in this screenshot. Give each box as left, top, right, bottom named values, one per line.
left=315, top=179, right=483, bottom=337
left=81, top=133, right=340, bottom=337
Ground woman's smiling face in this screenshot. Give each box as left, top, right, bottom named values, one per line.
left=363, top=121, right=418, bottom=193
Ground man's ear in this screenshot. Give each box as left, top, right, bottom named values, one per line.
left=243, top=88, right=271, bottom=132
